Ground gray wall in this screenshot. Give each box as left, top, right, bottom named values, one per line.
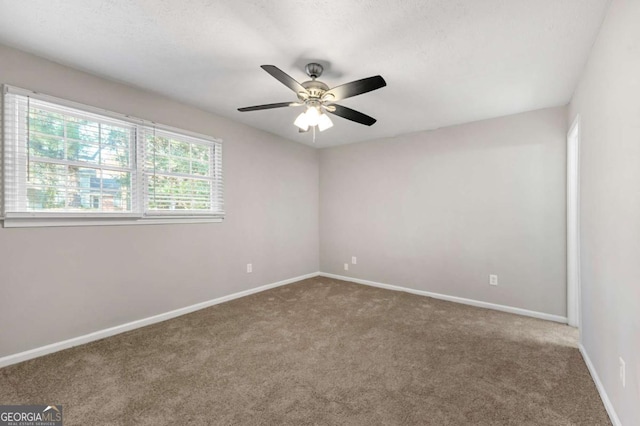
left=320, top=106, right=567, bottom=317
left=0, top=44, right=319, bottom=358
left=569, top=0, right=640, bottom=423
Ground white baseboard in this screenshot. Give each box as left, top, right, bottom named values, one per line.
left=0, top=272, right=321, bottom=368
left=0, top=271, right=568, bottom=368
left=3, top=270, right=615, bottom=424
left=319, top=272, right=568, bottom=324
left=579, top=344, right=622, bottom=426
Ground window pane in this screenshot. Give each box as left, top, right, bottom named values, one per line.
left=25, top=163, right=132, bottom=212
left=66, top=140, right=100, bottom=164
left=27, top=186, right=65, bottom=210
left=29, top=108, right=64, bottom=137
left=99, top=170, right=132, bottom=211
left=147, top=175, right=211, bottom=211
left=146, top=135, right=171, bottom=172
left=146, top=135, right=213, bottom=177
left=192, top=179, right=212, bottom=209
left=64, top=120, right=131, bottom=168
left=171, top=140, right=190, bottom=157
left=65, top=166, right=94, bottom=210
left=145, top=131, right=217, bottom=214
left=27, top=105, right=134, bottom=168
left=191, top=144, right=210, bottom=162
left=171, top=157, right=191, bottom=174
left=191, top=161, right=209, bottom=176
left=29, top=134, right=65, bottom=159
left=100, top=126, right=131, bottom=168
left=66, top=118, right=100, bottom=144
left=16, top=100, right=137, bottom=214
left=26, top=162, right=67, bottom=210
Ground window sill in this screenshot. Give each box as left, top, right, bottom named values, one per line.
left=1, top=216, right=223, bottom=228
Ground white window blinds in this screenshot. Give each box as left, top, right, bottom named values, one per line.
left=1, top=86, right=224, bottom=224
left=3, top=92, right=138, bottom=216
left=142, top=128, right=223, bottom=216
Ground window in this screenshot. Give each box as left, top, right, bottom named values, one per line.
left=143, top=128, right=222, bottom=215
left=1, top=85, right=224, bottom=227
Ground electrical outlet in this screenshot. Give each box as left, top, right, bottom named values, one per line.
left=352, top=256, right=357, bottom=265
left=619, top=357, right=626, bottom=388
left=344, top=263, right=349, bottom=271
left=489, top=274, right=498, bottom=286
left=246, top=263, right=252, bottom=273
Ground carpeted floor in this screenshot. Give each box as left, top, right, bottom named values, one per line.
left=0, top=276, right=610, bottom=425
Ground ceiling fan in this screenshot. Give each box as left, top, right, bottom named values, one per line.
left=238, top=63, right=386, bottom=133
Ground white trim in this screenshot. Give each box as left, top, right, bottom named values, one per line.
left=567, top=114, right=582, bottom=328
left=0, top=271, right=569, bottom=368
left=0, top=272, right=320, bottom=368
left=2, top=216, right=223, bottom=228
left=579, top=344, right=622, bottom=426
left=320, top=272, right=568, bottom=323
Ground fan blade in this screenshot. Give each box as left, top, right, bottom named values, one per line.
left=324, top=75, right=386, bottom=101
left=327, top=104, right=377, bottom=126
left=261, top=65, right=308, bottom=95
left=238, top=102, right=302, bottom=112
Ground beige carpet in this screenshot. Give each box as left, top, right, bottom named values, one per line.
left=0, top=276, right=609, bottom=425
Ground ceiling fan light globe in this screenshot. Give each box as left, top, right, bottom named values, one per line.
left=305, top=107, right=321, bottom=126
left=317, top=113, right=333, bottom=132
left=294, top=112, right=310, bottom=131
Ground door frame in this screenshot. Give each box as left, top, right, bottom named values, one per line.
left=567, top=114, right=581, bottom=328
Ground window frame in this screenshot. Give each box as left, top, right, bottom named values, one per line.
left=1, top=85, right=224, bottom=228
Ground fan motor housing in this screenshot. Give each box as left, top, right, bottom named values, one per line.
left=301, top=80, right=329, bottom=100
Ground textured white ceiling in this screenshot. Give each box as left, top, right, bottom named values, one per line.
left=0, top=0, right=609, bottom=147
